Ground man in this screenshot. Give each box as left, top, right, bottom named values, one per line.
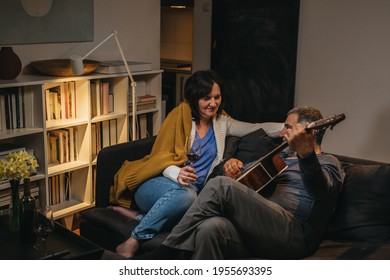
left=134, top=106, right=345, bottom=259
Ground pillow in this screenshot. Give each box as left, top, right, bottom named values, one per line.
left=233, top=127, right=276, bottom=164
left=326, top=163, right=390, bottom=241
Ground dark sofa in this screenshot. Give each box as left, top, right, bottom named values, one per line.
left=80, top=136, right=390, bottom=259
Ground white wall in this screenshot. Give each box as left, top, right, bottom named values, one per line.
left=296, top=0, right=390, bottom=162
left=192, top=0, right=212, bottom=71
left=12, top=0, right=161, bottom=71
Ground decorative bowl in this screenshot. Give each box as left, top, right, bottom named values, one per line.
left=30, top=59, right=101, bottom=77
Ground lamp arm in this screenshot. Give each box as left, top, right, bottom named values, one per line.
left=81, top=32, right=116, bottom=60
left=112, top=31, right=137, bottom=141
left=76, top=30, right=138, bottom=140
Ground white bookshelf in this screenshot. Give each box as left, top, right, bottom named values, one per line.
left=130, top=71, right=163, bottom=139
left=0, top=70, right=162, bottom=227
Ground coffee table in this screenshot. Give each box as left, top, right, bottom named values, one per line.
left=0, top=215, right=104, bottom=260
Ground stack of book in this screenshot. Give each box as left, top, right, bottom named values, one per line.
left=95, top=60, right=152, bottom=74
left=129, top=95, right=157, bottom=112
left=0, top=180, right=39, bottom=208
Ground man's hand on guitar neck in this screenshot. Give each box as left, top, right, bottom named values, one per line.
left=282, top=122, right=316, bottom=159
left=223, top=158, right=244, bottom=179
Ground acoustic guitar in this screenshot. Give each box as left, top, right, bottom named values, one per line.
left=236, top=113, right=346, bottom=192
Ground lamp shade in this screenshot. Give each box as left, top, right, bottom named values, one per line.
left=70, top=55, right=84, bottom=75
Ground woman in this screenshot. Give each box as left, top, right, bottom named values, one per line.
left=110, top=70, right=282, bottom=258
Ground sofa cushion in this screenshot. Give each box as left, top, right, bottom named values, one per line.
left=326, top=163, right=390, bottom=241
left=81, top=207, right=138, bottom=239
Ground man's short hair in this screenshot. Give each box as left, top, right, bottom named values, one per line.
left=287, top=106, right=325, bottom=145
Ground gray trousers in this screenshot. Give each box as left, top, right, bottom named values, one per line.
left=163, top=176, right=308, bottom=259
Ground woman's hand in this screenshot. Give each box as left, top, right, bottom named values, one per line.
left=223, top=158, right=243, bottom=179
left=177, top=165, right=198, bottom=186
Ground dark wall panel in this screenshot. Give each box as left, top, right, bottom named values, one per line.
left=211, top=0, right=300, bottom=122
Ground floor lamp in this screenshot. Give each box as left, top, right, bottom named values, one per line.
left=70, top=30, right=137, bottom=141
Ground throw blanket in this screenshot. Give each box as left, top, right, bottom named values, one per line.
left=109, top=102, right=192, bottom=206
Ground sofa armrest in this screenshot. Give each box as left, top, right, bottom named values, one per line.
left=95, top=136, right=156, bottom=207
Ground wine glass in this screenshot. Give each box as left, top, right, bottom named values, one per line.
left=185, top=135, right=202, bottom=167
left=33, top=205, right=54, bottom=256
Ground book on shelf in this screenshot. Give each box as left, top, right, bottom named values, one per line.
left=101, top=81, right=110, bottom=115
left=101, top=120, right=110, bottom=148
left=129, top=94, right=157, bottom=112
left=90, top=80, right=100, bottom=117
left=22, top=86, right=35, bottom=128
left=67, top=81, right=77, bottom=119
left=91, top=80, right=113, bottom=117
left=109, top=119, right=118, bottom=146
left=130, top=102, right=156, bottom=112
left=91, top=120, right=118, bottom=155
left=95, top=60, right=152, bottom=74
left=0, top=94, right=6, bottom=131
left=108, top=92, right=114, bottom=113
left=47, top=130, right=65, bottom=164
left=0, top=181, right=39, bottom=207
left=137, top=95, right=157, bottom=103
left=91, top=123, right=98, bottom=158
left=45, top=82, right=76, bottom=121
left=0, top=87, right=33, bottom=130
left=47, top=128, right=77, bottom=164
left=92, top=166, right=97, bottom=203
left=48, top=173, right=72, bottom=205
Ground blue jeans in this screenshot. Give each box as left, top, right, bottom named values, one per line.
left=132, top=176, right=197, bottom=240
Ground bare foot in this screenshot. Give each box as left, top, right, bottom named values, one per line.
left=116, top=237, right=140, bottom=258
left=108, top=206, right=140, bottom=220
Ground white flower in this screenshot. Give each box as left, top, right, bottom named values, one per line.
left=0, top=150, right=39, bottom=181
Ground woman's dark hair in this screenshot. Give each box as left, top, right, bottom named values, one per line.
left=184, top=70, right=224, bottom=123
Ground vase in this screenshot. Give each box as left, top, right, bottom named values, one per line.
left=8, top=179, right=21, bottom=232
left=0, top=47, right=22, bottom=80
left=19, top=178, right=37, bottom=243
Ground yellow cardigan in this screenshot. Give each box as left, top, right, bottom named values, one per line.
left=109, top=102, right=192, bottom=207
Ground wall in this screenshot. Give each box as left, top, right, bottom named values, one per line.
left=11, top=0, right=161, bottom=71
left=296, top=0, right=390, bottom=162
left=192, top=0, right=212, bottom=71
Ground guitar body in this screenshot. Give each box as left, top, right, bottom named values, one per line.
left=237, top=143, right=288, bottom=192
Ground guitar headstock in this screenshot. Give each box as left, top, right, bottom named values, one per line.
left=306, top=113, right=346, bottom=131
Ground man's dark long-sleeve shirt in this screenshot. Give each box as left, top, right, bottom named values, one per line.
left=266, top=152, right=345, bottom=252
